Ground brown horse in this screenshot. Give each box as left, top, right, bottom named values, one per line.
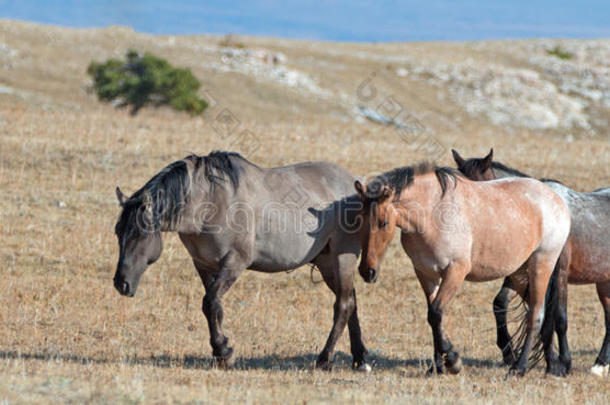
left=453, top=148, right=610, bottom=377
left=355, top=163, right=570, bottom=376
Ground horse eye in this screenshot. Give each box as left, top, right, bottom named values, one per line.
left=380, top=221, right=388, bottom=228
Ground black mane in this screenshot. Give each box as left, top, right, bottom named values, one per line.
left=188, top=150, right=243, bottom=190
left=118, top=159, right=191, bottom=235
left=117, top=151, right=244, bottom=234
left=458, top=159, right=531, bottom=180
left=490, top=161, right=531, bottom=178
left=365, top=162, right=461, bottom=201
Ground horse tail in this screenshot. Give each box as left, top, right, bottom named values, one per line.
left=510, top=259, right=560, bottom=369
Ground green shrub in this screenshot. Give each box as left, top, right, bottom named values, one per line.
left=546, top=45, right=574, bottom=60
left=87, top=50, right=208, bottom=115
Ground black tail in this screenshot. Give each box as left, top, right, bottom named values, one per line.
left=510, top=260, right=561, bottom=369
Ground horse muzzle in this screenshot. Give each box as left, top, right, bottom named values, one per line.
left=114, top=275, right=135, bottom=297
left=360, top=267, right=378, bottom=284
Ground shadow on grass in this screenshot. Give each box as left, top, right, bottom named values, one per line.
left=0, top=349, right=513, bottom=373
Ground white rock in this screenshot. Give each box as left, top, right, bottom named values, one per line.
left=396, top=68, right=409, bottom=77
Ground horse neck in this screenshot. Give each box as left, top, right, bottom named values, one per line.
left=170, top=180, right=230, bottom=234
left=393, top=173, right=442, bottom=233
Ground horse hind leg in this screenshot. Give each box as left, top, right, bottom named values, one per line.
left=510, top=254, right=556, bottom=376
left=314, top=252, right=367, bottom=372
left=591, top=281, right=610, bottom=378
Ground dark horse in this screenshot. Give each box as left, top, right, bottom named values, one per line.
left=453, top=148, right=610, bottom=377
left=113, top=151, right=370, bottom=371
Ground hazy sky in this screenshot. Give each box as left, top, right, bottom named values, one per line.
left=1, top=0, right=609, bottom=41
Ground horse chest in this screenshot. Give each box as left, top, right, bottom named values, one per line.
left=178, top=233, right=231, bottom=271
left=400, top=232, right=452, bottom=275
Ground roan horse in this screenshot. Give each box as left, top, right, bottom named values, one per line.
left=354, top=162, right=570, bottom=376
left=113, top=151, right=370, bottom=371
left=453, top=148, right=610, bottom=377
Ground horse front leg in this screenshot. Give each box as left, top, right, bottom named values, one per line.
left=315, top=254, right=358, bottom=371
left=416, top=263, right=468, bottom=376
left=591, top=281, right=610, bottom=377
left=195, top=257, right=245, bottom=368
left=494, top=278, right=519, bottom=365
left=315, top=254, right=371, bottom=372
left=549, top=256, right=571, bottom=376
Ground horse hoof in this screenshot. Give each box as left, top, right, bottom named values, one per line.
left=546, top=358, right=565, bottom=377
left=214, top=357, right=231, bottom=370
left=213, top=347, right=234, bottom=369
left=315, top=358, right=333, bottom=371
left=507, top=366, right=525, bottom=378
left=502, top=353, right=516, bottom=367
left=447, top=356, right=462, bottom=375
left=353, top=362, right=372, bottom=373
left=546, top=365, right=566, bottom=377
left=426, top=365, right=443, bottom=377
left=590, top=364, right=609, bottom=377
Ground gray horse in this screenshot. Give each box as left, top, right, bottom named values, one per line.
left=113, top=151, right=370, bottom=371
left=453, top=149, right=610, bottom=377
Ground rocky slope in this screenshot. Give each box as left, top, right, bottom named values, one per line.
left=1, top=20, right=609, bottom=138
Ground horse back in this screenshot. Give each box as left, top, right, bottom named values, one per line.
left=185, top=159, right=356, bottom=273
left=544, top=181, right=610, bottom=283
left=460, top=178, right=570, bottom=280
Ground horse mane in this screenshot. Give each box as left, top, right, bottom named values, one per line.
left=119, top=159, right=191, bottom=232
left=188, top=150, right=243, bottom=190
left=118, top=151, right=245, bottom=233
left=490, top=161, right=531, bottom=178
left=366, top=162, right=461, bottom=200
left=540, top=178, right=564, bottom=185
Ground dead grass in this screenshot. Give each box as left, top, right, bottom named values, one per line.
left=1, top=20, right=610, bottom=404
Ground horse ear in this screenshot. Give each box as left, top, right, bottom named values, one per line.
left=354, top=180, right=366, bottom=200
left=116, top=187, right=127, bottom=206
left=482, top=148, right=494, bottom=169
left=452, top=149, right=465, bottom=167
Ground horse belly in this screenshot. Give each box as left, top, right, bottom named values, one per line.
left=250, top=224, right=330, bottom=272
left=566, top=237, right=610, bottom=284
left=468, top=233, right=537, bottom=282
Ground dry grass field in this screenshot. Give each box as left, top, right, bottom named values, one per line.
left=1, top=20, right=610, bottom=403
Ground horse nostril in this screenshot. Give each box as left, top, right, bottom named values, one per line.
left=368, top=268, right=377, bottom=283
left=114, top=277, right=130, bottom=295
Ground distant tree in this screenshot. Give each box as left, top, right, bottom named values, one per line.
left=546, top=45, right=574, bottom=60
left=87, top=50, right=208, bottom=115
